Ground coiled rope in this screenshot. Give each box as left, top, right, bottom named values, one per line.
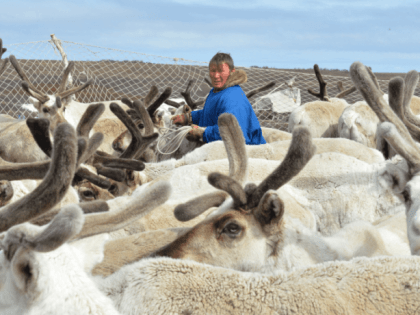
left=156, top=124, right=192, bottom=155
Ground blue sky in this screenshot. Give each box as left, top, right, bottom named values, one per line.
left=2, top=0, right=419, bottom=72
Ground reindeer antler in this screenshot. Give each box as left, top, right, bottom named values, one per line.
left=9, top=55, right=50, bottom=103
left=0, top=39, right=9, bottom=77
left=308, top=64, right=329, bottom=101
left=0, top=123, right=78, bottom=232
left=174, top=113, right=248, bottom=221
left=180, top=80, right=205, bottom=110
left=246, top=81, right=276, bottom=100
left=110, top=103, right=159, bottom=159
left=335, top=81, right=357, bottom=99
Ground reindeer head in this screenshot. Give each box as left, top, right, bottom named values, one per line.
left=9, top=56, right=93, bottom=131
left=155, top=114, right=316, bottom=270
left=350, top=62, right=420, bottom=256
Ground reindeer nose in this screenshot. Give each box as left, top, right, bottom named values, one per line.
left=0, top=180, right=13, bottom=206
left=112, top=138, right=123, bottom=152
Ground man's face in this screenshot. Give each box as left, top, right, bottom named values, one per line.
left=209, top=63, right=234, bottom=88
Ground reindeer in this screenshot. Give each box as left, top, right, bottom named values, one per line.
left=338, top=68, right=420, bottom=152
left=0, top=144, right=171, bottom=315
left=2, top=195, right=418, bottom=315
left=0, top=101, right=146, bottom=206
left=0, top=119, right=412, bottom=315
left=97, top=111, right=409, bottom=253
left=348, top=62, right=420, bottom=259
left=0, top=56, right=92, bottom=162
left=95, top=254, right=420, bottom=315
left=288, top=64, right=356, bottom=138
left=139, top=119, right=406, bottom=273
left=112, top=79, right=281, bottom=162
left=8, top=56, right=166, bottom=156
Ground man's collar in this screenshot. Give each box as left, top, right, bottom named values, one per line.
left=213, top=69, right=247, bottom=93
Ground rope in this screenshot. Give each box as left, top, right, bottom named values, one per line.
left=156, top=125, right=192, bottom=155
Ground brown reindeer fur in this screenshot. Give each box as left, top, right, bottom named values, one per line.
left=73, top=181, right=172, bottom=240
left=0, top=120, right=50, bottom=162
left=91, top=117, right=128, bottom=153
left=92, top=227, right=190, bottom=276
left=410, top=95, right=420, bottom=115
left=261, top=127, right=292, bottom=143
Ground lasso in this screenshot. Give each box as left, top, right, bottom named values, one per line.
left=156, top=124, right=193, bottom=155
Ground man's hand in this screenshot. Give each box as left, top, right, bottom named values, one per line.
left=170, top=113, right=191, bottom=126
left=186, top=125, right=205, bottom=142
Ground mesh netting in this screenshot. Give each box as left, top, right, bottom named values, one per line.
left=1, top=39, right=420, bottom=131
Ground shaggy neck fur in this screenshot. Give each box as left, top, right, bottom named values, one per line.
left=251, top=215, right=400, bottom=274
left=213, top=69, right=247, bottom=93
left=240, top=217, right=337, bottom=273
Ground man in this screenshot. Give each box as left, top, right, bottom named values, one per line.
left=171, top=52, right=266, bottom=145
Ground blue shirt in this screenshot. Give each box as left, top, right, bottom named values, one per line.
left=191, top=85, right=266, bottom=145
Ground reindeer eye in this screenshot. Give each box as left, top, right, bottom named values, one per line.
left=82, top=190, right=96, bottom=199
left=223, top=223, right=241, bottom=237
left=108, top=184, right=118, bottom=195
left=42, top=107, right=50, bottom=113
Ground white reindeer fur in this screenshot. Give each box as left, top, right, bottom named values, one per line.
left=129, top=151, right=406, bottom=236
left=339, top=95, right=420, bottom=149
left=259, top=211, right=409, bottom=273
left=94, top=255, right=420, bottom=315
left=2, top=216, right=415, bottom=315
left=136, top=137, right=385, bottom=190
left=288, top=97, right=350, bottom=138
left=27, top=96, right=131, bottom=155
left=0, top=208, right=120, bottom=315
left=405, top=175, right=420, bottom=256
left=0, top=203, right=412, bottom=315
left=8, top=180, right=79, bottom=208
left=338, top=100, right=381, bottom=148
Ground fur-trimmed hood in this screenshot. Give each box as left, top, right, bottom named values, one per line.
left=213, top=69, right=247, bottom=92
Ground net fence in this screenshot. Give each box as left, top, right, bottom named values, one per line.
left=1, top=38, right=420, bottom=131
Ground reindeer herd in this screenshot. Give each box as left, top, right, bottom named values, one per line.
left=0, top=37, right=420, bottom=313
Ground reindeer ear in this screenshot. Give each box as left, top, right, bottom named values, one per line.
left=27, top=97, right=41, bottom=111
left=253, top=190, right=284, bottom=227
left=11, top=249, right=39, bottom=293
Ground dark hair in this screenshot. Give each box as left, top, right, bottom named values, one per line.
left=209, top=52, right=234, bottom=71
